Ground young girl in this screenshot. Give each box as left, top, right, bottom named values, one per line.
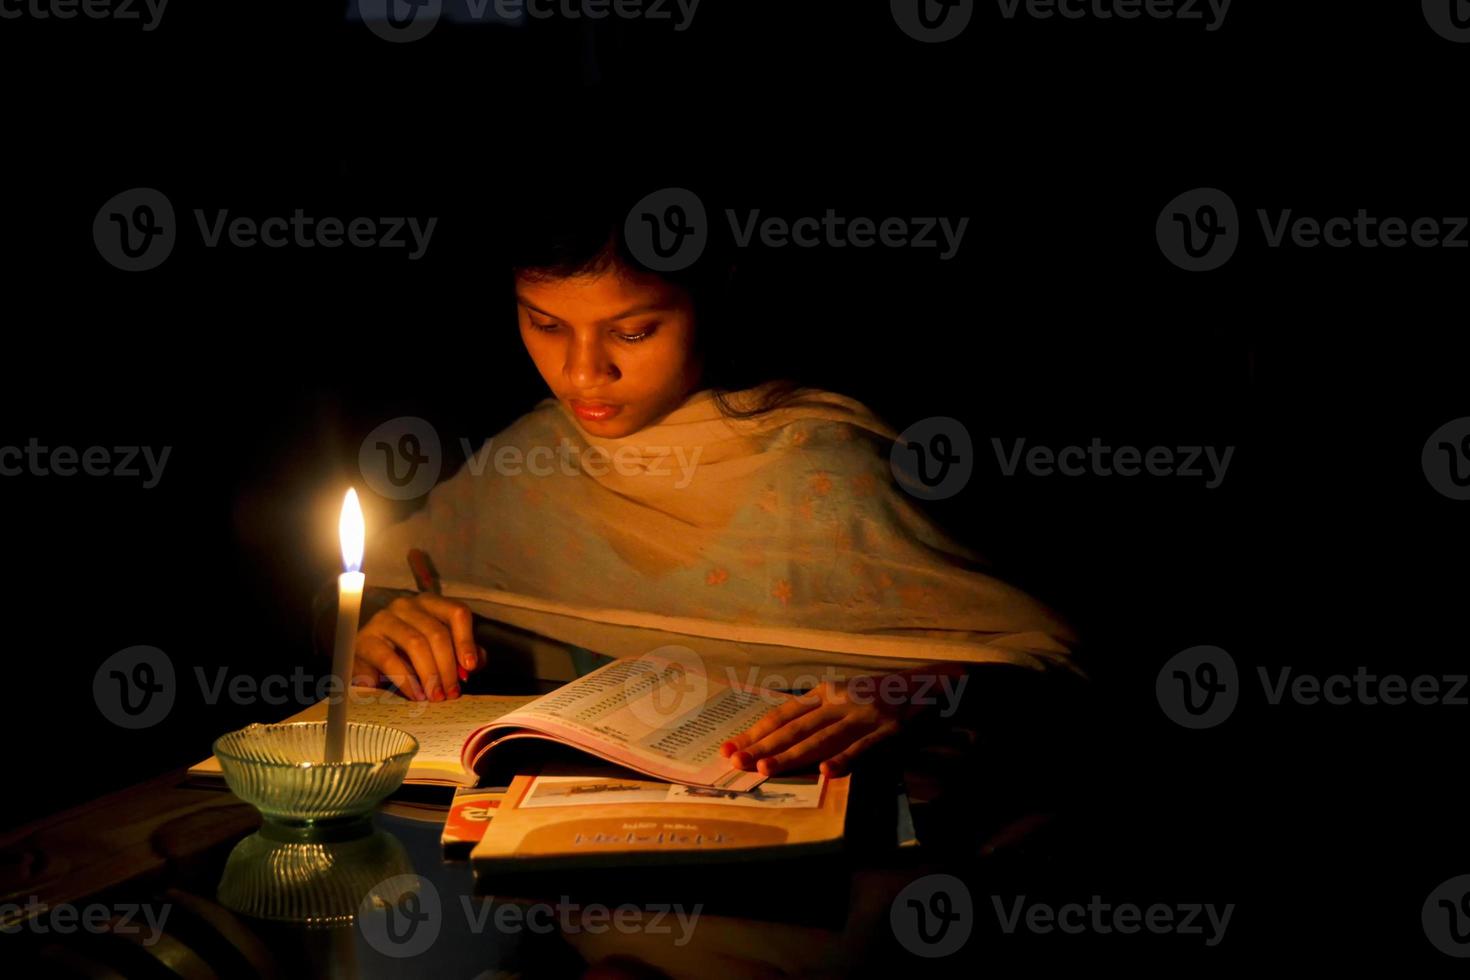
left=346, top=184, right=1079, bottom=780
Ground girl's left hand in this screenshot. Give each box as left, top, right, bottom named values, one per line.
left=719, top=674, right=916, bottom=778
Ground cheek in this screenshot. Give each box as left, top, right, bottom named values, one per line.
left=521, top=331, right=561, bottom=374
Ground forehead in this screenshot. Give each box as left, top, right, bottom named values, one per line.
left=515, top=267, right=688, bottom=318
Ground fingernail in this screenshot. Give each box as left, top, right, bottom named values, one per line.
left=447, top=684, right=460, bottom=699
left=430, top=687, right=444, bottom=702
left=458, top=664, right=470, bottom=682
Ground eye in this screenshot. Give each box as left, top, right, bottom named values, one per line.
left=616, top=323, right=660, bottom=344
left=528, top=317, right=558, bottom=334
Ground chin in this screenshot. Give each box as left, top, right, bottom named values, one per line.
left=577, top=414, right=639, bottom=437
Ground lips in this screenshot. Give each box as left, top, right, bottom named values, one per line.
left=571, top=400, right=623, bottom=421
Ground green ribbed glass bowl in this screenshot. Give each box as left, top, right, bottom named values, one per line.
left=213, top=722, right=419, bottom=826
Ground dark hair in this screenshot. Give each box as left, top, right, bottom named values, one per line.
left=503, top=181, right=807, bottom=421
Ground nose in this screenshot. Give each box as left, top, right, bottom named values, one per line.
left=563, top=333, right=620, bottom=391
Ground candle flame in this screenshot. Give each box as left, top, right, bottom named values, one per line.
left=340, top=487, right=365, bottom=573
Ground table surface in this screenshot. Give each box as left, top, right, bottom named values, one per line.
left=0, top=690, right=1061, bottom=979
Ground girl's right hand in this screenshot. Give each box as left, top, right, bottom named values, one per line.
left=352, top=594, right=485, bottom=701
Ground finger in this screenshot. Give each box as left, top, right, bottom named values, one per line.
left=820, top=725, right=899, bottom=777
left=349, top=656, right=382, bottom=689
left=390, top=600, right=460, bottom=698
left=356, top=633, right=425, bottom=701
left=377, top=608, right=454, bottom=700
left=757, top=717, right=876, bottom=776
left=737, top=705, right=844, bottom=766
left=720, top=694, right=819, bottom=756
left=412, top=595, right=478, bottom=674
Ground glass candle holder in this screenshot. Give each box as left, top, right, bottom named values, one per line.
left=212, top=721, right=419, bottom=829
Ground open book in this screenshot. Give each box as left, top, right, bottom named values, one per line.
left=190, top=652, right=787, bottom=791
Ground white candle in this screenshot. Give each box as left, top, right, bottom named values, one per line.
left=325, top=487, right=365, bottom=763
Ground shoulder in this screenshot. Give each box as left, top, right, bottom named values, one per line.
left=751, top=386, right=899, bottom=458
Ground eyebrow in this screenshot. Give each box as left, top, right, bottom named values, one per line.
left=515, top=294, right=670, bottom=322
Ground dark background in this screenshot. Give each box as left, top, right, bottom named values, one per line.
left=1, top=0, right=1466, bottom=970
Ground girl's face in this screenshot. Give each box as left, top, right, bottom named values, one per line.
left=516, top=265, right=703, bottom=438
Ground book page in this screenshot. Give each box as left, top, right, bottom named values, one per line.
left=190, top=687, right=537, bottom=780
left=493, top=653, right=788, bottom=786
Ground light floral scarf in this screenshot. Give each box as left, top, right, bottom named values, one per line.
left=362, top=384, right=1079, bottom=680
